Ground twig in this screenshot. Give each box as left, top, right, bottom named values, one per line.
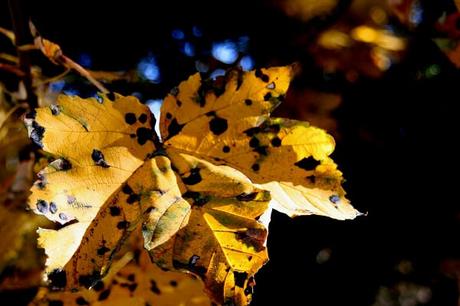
left=8, top=0, right=37, bottom=108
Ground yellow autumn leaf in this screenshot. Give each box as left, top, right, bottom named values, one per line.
left=26, top=66, right=359, bottom=306
left=31, top=228, right=211, bottom=306
left=161, top=66, right=359, bottom=219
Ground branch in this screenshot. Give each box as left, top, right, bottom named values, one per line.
left=8, top=0, right=37, bottom=108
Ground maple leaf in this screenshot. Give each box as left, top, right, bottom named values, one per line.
left=25, top=66, right=359, bottom=305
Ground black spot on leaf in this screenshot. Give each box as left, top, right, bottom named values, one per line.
left=188, top=255, right=200, bottom=266
left=91, top=149, right=110, bottom=168
left=50, top=104, right=61, bottom=115
left=182, top=191, right=209, bottom=206
left=167, top=118, right=185, bottom=139
left=264, top=92, right=272, bottom=101
left=92, top=280, right=104, bottom=291
left=136, top=127, right=153, bottom=145
left=251, top=163, right=260, bottom=171
left=223, top=145, right=231, bottom=153
left=125, top=113, right=137, bottom=125
left=49, top=301, right=64, bottom=306
left=127, top=273, right=135, bottom=282
left=30, top=121, right=45, bottom=148
left=209, top=116, right=228, bottom=135
left=255, top=68, right=269, bottom=82
left=182, top=168, right=202, bottom=185
left=48, top=269, right=67, bottom=289
left=76, top=296, right=89, bottom=305
left=176, top=99, right=182, bottom=107
left=97, top=246, right=110, bottom=256
left=78, top=272, right=100, bottom=288
left=127, top=193, right=141, bottom=204
left=294, top=156, right=320, bottom=171
left=117, top=221, right=130, bottom=229
left=249, top=137, right=259, bottom=148
left=109, top=206, right=121, bottom=216
left=166, top=113, right=172, bottom=119
left=236, top=192, right=258, bottom=201
left=271, top=137, right=282, bottom=147
left=329, top=195, right=340, bottom=204
left=138, top=113, right=148, bottom=123
left=50, top=202, right=58, bottom=214
left=150, top=280, right=161, bottom=294
left=98, top=289, right=111, bottom=301
left=122, top=184, right=133, bottom=195
left=36, top=200, right=48, bottom=214
left=245, top=99, right=252, bottom=106
left=170, top=280, right=178, bottom=287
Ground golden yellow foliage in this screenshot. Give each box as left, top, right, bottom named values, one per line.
left=26, top=66, right=359, bottom=305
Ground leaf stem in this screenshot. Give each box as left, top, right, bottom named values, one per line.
left=8, top=0, right=37, bottom=108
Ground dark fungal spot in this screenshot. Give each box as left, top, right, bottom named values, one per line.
left=127, top=273, right=135, bottom=282
left=264, top=92, right=272, bottom=101
left=294, top=156, right=320, bottom=171
left=67, top=195, right=76, bottom=204
left=249, top=137, right=259, bottom=148
left=36, top=200, right=49, bottom=214
left=150, top=280, right=161, bottom=294
left=167, top=118, right=185, bottom=139
left=78, top=272, right=101, bottom=288
left=170, top=280, right=178, bottom=287
left=91, top=149, right=110, bottom=168
left=251, top=163, right=260, bottom=171
left=170, top=86, right=179, bottom=96
left=30, top=121, right=45, bottom=148
left=122, top=184, right=134, bottom=195
left=243, top=127, right=259, bottom=137
left=130, top=133, right=136, bottom=138
left=50, top=104, right=61, bottom=115
left=236, top=192, right=258, bottom=202
left=176, top=99, right=182, bottom=107
left=106, top=92, right=116, bottom=101
left=49, top=202, right=58, bottom=214
left=255, top=68, right=269, bottom=82
left=138, top=113, right=148, bottom=124
left=271, top=137, right=282, bottom=147
left=182, top=168, right=202, bottom=185
left=254, top=146, right=268, bottom=156
left=306, top=175, right=316, bottom=183
left=95, top=95, right=104, bottom=104
left=223, top=145, right=230, bottom=153
left=128, top=283, right=138, bottom=292
left=98, top=289, right=111, bottom=301
left=209, top=116, right=228, bottom=135
left=127, top=193, right=141, bottom=204
left=76, top=296, right=89, bottom=305
left=92, top=280, right=104, bottom=291
left=49, top=301, right=64, bottom=306
left=234, top=272, right=248, bottom=288
left=166, top=112, right=172, bottom=119
left=329, top=195, right=340, bottom=204
left=266, top=82, right=276, bottom=89
left=50, top=158, right=72, bottom=171
left=182, top=191, right=209, bottom=206
left=125, top=113, right=137, bottom=125
left=245, top=99, right=252, bottom=106
left=205, top=111, right=216, bottom=117
left=59, top=213, right=68, bottom=221
left=189, top=255, right=200, bottom=266
left=97, top=246, right=110, bottom=256
left=25, top=110, right=36, bottom=119
left=136, top=127, right=153, bottom=146
left=117, top=221, right=130, bottom=230
left=109, top=206, right=121, bottom=216
left=48, top=269, right=67, bottom=289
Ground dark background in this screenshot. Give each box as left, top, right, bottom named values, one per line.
left=1, top=0, right=459, bottom=305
